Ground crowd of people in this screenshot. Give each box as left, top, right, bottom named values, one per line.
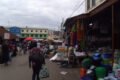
left=0, top=40, right=49, bottom=64
left=0, top=39, right=58, bottom=80
left=0, top=40, right=23, bottom=65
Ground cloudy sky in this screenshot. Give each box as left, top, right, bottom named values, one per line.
left=0, top=0, right=85, bottom=30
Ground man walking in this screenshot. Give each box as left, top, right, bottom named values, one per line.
left=2, top=41, right=10, bottom=66
left=29, top=43, right=45, bottom=80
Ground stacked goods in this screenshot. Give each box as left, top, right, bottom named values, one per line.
left=101, top=53, right=113, bottom=72
left=57, top=47, right=67, bottom=53
left=102, top=53, right=112, bottom=64
left=50, top=47, right=67, bottom=62
left=113, top=50, right=120, bottom=79
left=101, top=48, right=112, bottom=65
left=81, top=58, right=93, bottom=69
left=114, top=50, right=120, bottom=64
left=95, top=67, right=107, bottom=79
left=80, top=68, right=87, bottom=78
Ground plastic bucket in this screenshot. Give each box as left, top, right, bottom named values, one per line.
left=80, top=67, right=87, bottom=78
left=102, top=53, right=112, bottom=59
left=95, top=67, right=107, bottom=79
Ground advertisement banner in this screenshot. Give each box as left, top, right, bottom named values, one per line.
left=4, top=33, right=10, bottom=39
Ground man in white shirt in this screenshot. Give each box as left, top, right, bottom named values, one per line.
left=37, top=41, right=41, bottom=48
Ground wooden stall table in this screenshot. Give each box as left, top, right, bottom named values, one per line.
left=74, top=51, right=86, bottom=65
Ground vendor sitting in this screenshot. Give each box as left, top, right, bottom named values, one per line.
left=60, top=45, right=76, bottom=67
left=74, top=44, right=87, bottom=65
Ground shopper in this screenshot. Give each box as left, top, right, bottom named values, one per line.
left=2, top=41, right=10, bottom=66
left=29, top=42, right=45, bottom=80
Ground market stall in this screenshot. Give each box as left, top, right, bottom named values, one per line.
left=50, top=47, right=67, bottom=62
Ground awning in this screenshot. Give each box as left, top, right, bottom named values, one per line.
left=64, top=13, right=89, bottom=27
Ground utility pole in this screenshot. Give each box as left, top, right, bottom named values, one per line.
left=60, top=18, right=64, bottom=40
left=8, top=20, right=10, bottom=27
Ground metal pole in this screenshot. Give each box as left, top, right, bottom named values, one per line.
left=112, top=5, right=115, bottom=65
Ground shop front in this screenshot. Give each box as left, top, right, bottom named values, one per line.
left=79, top=0, right=120, bottom=79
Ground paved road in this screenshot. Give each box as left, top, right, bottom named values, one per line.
left=0, top=54, right=80, bottom=80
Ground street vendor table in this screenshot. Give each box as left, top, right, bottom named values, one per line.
left=74, top=52, right=86, bottom=57
left=74, top=51, right=86, bottom=65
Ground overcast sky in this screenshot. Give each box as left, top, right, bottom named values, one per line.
left=0, top=0, right=85, bottom=30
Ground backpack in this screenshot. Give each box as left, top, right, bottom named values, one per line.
left=30, top=48, right=44, bottom=65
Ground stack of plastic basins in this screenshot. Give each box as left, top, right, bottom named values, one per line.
left=102, top=53, right=112, bottom=72
left=95, top=67, right=107, bottom=80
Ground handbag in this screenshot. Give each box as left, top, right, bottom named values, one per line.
left=39, top=65, right=49, bottom=78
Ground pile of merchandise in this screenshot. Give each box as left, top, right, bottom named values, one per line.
left=80, top=48, right=119, bottom=80
left=50, top=47, right=67, bottom=62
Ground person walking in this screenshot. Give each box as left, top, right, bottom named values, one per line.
left=0, top=40, right=3, bottom=64
left=11, top=45, right=17, bottom=57
left=2, top=41, right=10, bottom=66
left=29, top=43, right=45, bottom=80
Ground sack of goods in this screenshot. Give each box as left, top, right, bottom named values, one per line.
left=39, top=65, right=49, bottom=78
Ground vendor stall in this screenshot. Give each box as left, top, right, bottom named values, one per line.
left=50, top=47, right=67, bottom=62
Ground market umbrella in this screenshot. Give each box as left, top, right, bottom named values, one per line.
left=24, top=37, right=33, bottom=41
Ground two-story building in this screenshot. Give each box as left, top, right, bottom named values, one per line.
left=48, top=30, right=61, bottom=40
left=21, top=27, right=48, bottom=39
left=85, top=0, right=120, bottom=50
left=64, top=0, right=120, bottom=50
left=86, top=0, right=107, bottom=12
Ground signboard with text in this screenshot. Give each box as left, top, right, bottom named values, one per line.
left=4, top=33, right=10, bottom=39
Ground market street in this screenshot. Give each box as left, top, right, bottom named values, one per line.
left=0, top=54, right=80, bottom=80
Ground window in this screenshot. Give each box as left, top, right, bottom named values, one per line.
left=24, top=34, right=28, bottom=37
left=22, top=30, right=24, bottom=32
left=27, top=34, right=29, bottom=37
left=22, top=34, right=24, bottom=37
left=31, top=30, right=33, bottom=32
left=33, top=34, right=35, bottom=37
left=40, top=30, right=42, bottom=32
left=92, top=0, right=95, bottom=7
left=35, top=34, right=38, bottom=37
left=36, top=30, right=38, bottom=32
left=40, top=34, right=42, bottom=37
left=87, top=0, right=90, bottom=10
left=44, top=34, right=46, bottom=37
left=26, top=30, right=28, bottom=32
left=29, top=34, right=31, bottom=37
left=45, top=30, right=47, bottom=32
left=31, top=34, right=33, bottom=37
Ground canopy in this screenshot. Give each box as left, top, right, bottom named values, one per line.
left=24, top=37, right=33, bottom=41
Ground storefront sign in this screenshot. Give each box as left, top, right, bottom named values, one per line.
left=9, top=26, right=21, bottom=37
left=4, top=33, right=10, bottom=39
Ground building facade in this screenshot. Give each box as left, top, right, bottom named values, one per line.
left=48, top=30, right=61, bottom=40
left=21, top=28, right=48, bottom=39
left=86, top=0, right=107, bottom=12
left=85, top=0, right=119, bottom=49
left=9, top=26, right=21, bottom=37
left=0, top=26, right=19, bottom=40
left=64, top=0, right=119, bottom=49
left=64, top=14, right=87, bottom=47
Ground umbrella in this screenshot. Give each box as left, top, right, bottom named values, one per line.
left=24, top=37, right=33, bottom=41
